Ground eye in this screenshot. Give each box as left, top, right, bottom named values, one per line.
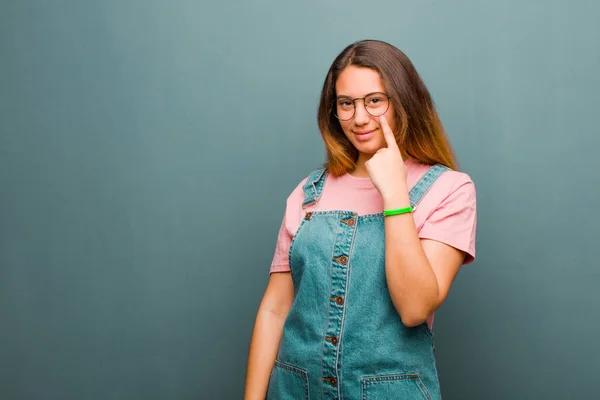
left=367, top=96, right=384, bottom=105
left=338, top=100, right=353, bottom=108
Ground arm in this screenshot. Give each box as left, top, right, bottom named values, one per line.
left=366, top=115, right=471, bottom=327
left=244, top=272, right=294, bottom=400
left=382, top=189, right=465, bottom=327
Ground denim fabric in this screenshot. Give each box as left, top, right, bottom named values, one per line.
left=268, top=165, right=449, bottom=400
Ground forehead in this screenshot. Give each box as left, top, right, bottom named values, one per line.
left=335, top=66, right=385, bottom=97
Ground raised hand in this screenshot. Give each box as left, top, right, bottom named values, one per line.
left=365, top=115, right=408, bottom=202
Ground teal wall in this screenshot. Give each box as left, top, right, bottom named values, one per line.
left=1, top=1, right=598, bottom=399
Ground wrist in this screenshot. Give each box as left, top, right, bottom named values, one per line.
left=382, top=189, right=411, bottom=210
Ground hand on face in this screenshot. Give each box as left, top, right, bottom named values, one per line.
left=365, top=115, right=408, bottom=199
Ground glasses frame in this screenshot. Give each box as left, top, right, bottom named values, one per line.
left=333, top=92, right=392, bottom=121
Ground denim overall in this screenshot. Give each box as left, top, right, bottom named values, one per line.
left=267, top=164, right=449, bottom=400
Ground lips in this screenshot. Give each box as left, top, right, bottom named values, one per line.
left=353, top=129, right=376, bottom=141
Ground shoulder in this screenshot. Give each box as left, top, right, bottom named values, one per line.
left=436, top=169, right=475, bottom=198
left=286, top=177, right=308, bottom=204
left=414, top=166, right=478, bottom=263
left=422, top=168, right=476, bottom=221
left=407, top=161, right=475, bottom=201
left=284, top=167, right=325, bottom=204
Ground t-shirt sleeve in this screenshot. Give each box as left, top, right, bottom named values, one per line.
left=269, top=178, right=307, bottom=274
left=270, top=216, right=292, bottom=273
left=418, top=177, right=477, bottom=264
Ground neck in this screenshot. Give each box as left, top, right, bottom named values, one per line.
left=350, top=154, right=414, bottom=178
left=350, top=153, right=372, bottom=177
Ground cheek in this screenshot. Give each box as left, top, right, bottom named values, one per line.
left=387, top=121, right=397, bottom=133
left=385, top=111, right=398, bottom=133
left=339, top=121, right=353, bottom=136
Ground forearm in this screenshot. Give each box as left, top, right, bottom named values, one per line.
left=244, top=308, right=287, bottom=400
left=383, top=190, right=439, bottom=327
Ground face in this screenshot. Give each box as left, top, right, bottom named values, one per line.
left=335, top=66, right=397, bottom=160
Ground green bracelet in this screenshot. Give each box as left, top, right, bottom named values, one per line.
left=383, top=206, right=413, bottom=217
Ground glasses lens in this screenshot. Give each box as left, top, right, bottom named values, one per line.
left=365, top=93, right=389, bottom=117
left=335, top=99, right=354, bottom=120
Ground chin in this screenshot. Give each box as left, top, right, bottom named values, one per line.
left=355, top=143, right=383, bottom=155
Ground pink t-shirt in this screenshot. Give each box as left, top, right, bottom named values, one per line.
left=270, top=159, right=477, bottom=328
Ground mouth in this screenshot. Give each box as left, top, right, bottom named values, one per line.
left=353, top=129, right=376, bottom=141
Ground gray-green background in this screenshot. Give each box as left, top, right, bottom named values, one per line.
left=1, top=1, right=598, bottom=399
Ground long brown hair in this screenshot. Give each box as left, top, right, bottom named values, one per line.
left=317, top=40, right=457, bottom=176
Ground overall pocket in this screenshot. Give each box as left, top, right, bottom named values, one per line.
left=361, top=373, right=433, bottom=400
left=266, top=360, right=309, bottom=400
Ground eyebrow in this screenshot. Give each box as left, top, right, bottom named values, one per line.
left=335, top=91, right=385, bottom=99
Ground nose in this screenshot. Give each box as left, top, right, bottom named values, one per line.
left=353, top=100, right=370, bottom=125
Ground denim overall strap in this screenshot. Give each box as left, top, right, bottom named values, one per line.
left=301, top=167, right=328, bottom=207
left=409, top=164, right=450, bottom=210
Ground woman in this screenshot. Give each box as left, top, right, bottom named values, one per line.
left=245, top=39, right=477, bottom=400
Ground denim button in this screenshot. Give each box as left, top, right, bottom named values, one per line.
left=305, top=212, right=313, bottom=220
left=335, top=296, right=344, bottom=305
left=323, top=377, right=337, bottom=387
left=338, top=256, right=348, bottom=265
left=331, top=336, right=338, bottom=345
left=347, top=217, right=356, bottom=227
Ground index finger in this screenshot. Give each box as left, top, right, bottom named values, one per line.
left=379, top=115, right=399, bottom=150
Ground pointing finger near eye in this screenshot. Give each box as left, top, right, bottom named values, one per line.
left=379, top=115, right=399, bottom=150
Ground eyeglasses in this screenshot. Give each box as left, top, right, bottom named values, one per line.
left=333, top=92, right=391, bottom=121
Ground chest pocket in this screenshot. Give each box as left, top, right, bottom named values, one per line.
left=361, top=373, right=434, bottom=400
left=267, top=360, right=309, bottom=400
